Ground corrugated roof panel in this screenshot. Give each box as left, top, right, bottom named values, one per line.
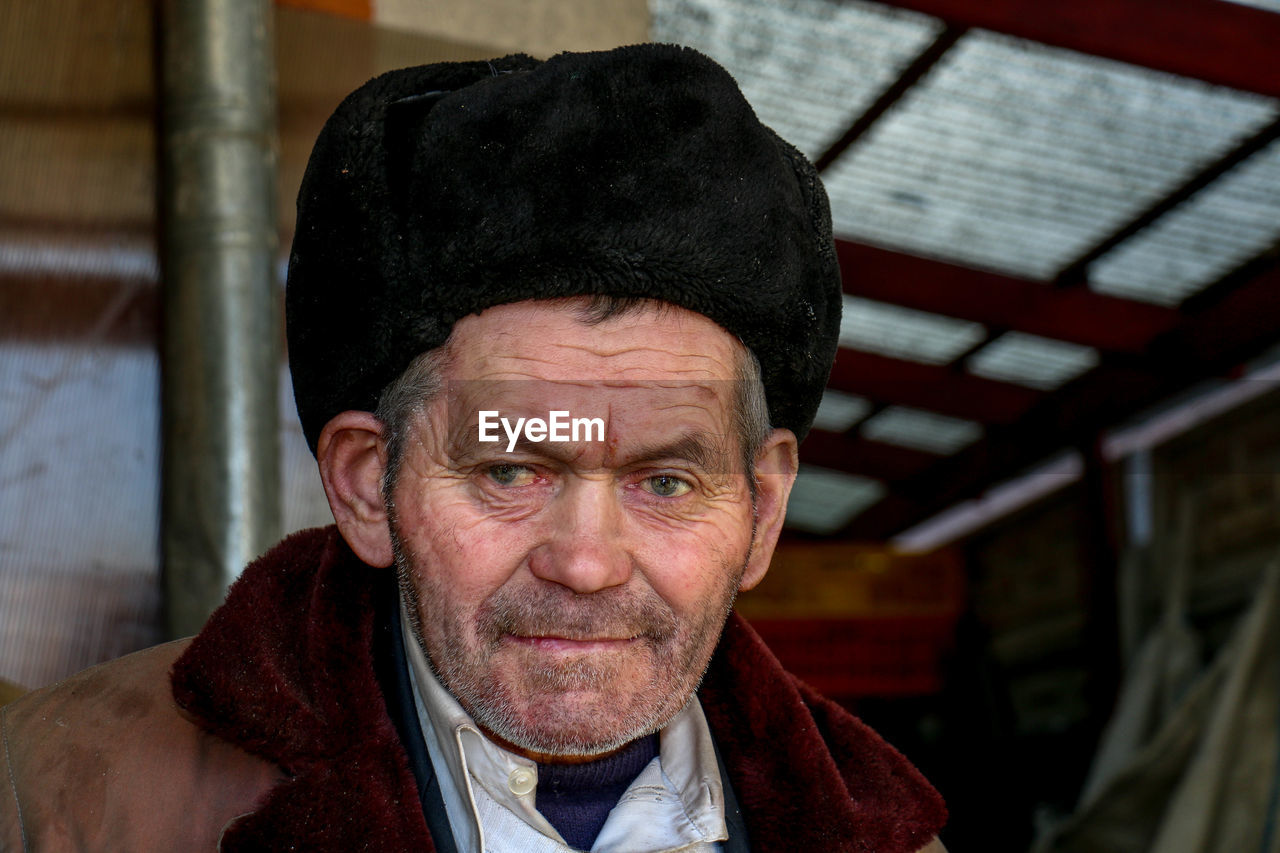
left=1221, top=0, right=1280, bottom=10
left=785, top=464, right=885, bottom=533
left=967, top=331, right=1100, bottom=390
left=860, top=405, right=983, bottom=454
left=840, top=295, right=986, bottom=364
left=649, top=0, right=942, bottom=159
left=811, top=389, right=873, bottom=433
left=1089, top=137, right=1280, bottom=305
left=823, top=29, right=1279, bottom=280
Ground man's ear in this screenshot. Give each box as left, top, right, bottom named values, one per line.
left=740, top=428, right=798, bottom=592
left=317, top=411, right=394, bottom=568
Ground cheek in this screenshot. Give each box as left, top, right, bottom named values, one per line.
left=631, top=512, right=753, bottom=607
left=397, top=490, right=533, bottom=606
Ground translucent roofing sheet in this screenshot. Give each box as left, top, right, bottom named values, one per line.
left=649, top=0, right=942, bottom=159
left=1089, top=137, right=1280, bottom=306
left=840, top=295, right=985, bottom=364
left=811, top=389, right=873, bottom=433
left=860, top=405, right=983, bottom=455
left=822, top=29, right=1280, bottom=280
left=967, top=331, right=1100, bottom=390
left=1221, top=0, right=1280, bottom=10
left=0, top=344, right=160, bottom=573
left=0, top=237, right=157, bottom=280
left=785, top=465, right=885, bottom=533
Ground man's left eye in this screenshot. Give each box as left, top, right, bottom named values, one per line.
left=642, top=475, right=692, bottom=498
left=486, top=464, right=537, bottom=487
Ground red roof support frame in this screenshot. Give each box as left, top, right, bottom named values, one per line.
left=801, top=430, right=940, bottom=482
left=874, top=0, right=1280, bottom=99
left=828, top=348, right=1041, bottom=425
left=841, top=253, right=1280, bottom=539
left=837, top=241, right=1179, bottom=353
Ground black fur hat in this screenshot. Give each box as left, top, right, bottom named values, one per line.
left=287, top=43, right=842, bottom=451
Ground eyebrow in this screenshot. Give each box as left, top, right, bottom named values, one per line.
left=623, top=432, right=730, bottom=473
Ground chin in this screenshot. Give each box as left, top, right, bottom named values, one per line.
left=490, top=706, right=668, bottom=758
left=466, top=672, right=690, bottom=758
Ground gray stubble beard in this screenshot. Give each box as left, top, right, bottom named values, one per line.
left=389, top=519, right=744, bottom=758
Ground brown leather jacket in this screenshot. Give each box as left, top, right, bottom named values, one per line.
left=1, top=527, right=946, bottom=851
left=1, top=639, right=282, bottom=850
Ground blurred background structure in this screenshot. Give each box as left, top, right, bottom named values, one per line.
left=3, top=1, right=1280, bottom=850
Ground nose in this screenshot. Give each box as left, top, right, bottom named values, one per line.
left=527, top=477, right=632, bottom=594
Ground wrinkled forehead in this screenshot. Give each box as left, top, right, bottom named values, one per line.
left=443, top=298, right=748, bottom=385
left=432, top=379, right=744, bottom=477
left=424, top=299, right=749, bottom=460
left=441, top=377, right=734, bottom=434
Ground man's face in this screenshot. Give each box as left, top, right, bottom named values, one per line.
left=388, top=300, right=762, bottom=758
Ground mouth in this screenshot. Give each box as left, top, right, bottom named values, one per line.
left=506, top=634, right=639, bottom=653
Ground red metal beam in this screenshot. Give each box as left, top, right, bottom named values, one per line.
left=837, top=241, right=1179, bottom=353
left=841, top=252, right=1280, bottom=540
left=800, top=429, right=940, bottom=482
left=829, top=348, right=1041, bottom=425
left=275, top=0, right=371, bottom=20
left=873, top=0, right=1280, bottom=99
left=1180, top=253, right=1280, bottom=364
left=0, top=274, right=157, bottom=346
left=0, top=223, right=159, bottom=346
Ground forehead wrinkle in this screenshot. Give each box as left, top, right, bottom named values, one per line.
left=449, top=298, right=749, bottom=374
left=546, top=342, right=731, bottom=365
left=475, top=345, right=735, bottom=381
left=474, top=362, right=732, bottom=384
left=651, top=394, right=723, bottom=414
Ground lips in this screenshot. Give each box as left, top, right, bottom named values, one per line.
left=480, top=583, right=679, bottom=647
left=506, top=634, right=639, bottom=653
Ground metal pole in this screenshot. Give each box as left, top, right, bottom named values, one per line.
left=159, top=0, right=280, bottom=638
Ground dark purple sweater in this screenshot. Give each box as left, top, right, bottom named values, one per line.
left=537, top=733, right=660, bottom=850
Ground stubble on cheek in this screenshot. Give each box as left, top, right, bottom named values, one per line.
left=397, top=547, right=743, bottom=756
left=422, top=572, right=687, bottom=701
left=467, top=582, right=681, bottom=699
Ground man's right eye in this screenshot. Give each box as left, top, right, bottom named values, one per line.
left=486, top=464, right=536, bottom=487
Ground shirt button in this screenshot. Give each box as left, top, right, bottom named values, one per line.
left=508, top=767, right=536, bottom=796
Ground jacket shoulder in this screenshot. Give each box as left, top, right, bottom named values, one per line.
left=793, top=675, right=940, bottom=800
left=702, top=613, right=947, bottom=852
left=1, top=640, right=283, bottom=851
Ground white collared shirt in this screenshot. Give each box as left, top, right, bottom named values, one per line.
left=399, top=600, right=728, bottom=853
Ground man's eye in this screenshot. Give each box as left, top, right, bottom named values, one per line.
left=487, top=464, right=536, bottom=487
left=643, top=475, right=692, bottom=498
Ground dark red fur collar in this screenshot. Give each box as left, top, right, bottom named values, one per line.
left=172, top=527, right=431, bottom=850
left=172, top=526, right=944, bottom=851
left=701, top=611, right=947, bottom=851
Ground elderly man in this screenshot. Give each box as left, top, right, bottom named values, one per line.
left=1, top=45, right=946, bottom=851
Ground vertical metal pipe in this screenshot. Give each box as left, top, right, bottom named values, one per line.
left=159, top=0, right=280, bottom=638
